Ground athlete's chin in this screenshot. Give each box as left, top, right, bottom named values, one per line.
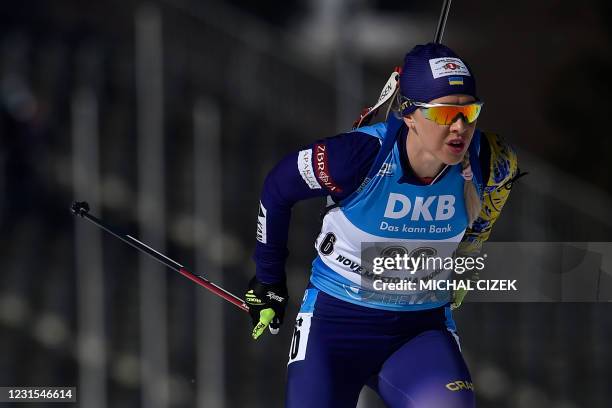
left=439, top=151, right=465, bottom=166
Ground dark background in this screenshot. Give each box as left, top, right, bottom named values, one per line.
left=1, top=0, right=611, bottom=407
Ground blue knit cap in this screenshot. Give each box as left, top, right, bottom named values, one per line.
left=399, top=43, right=477, bottom=115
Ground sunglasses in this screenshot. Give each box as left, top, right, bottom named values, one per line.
left=401, top=98, right=484, bottom=126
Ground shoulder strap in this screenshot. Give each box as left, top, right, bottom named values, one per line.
left=468, top=129, right=484, bottom=200
left=366, top=114, right=404, bottom=180
left=337, top=115, right=404, bottom=208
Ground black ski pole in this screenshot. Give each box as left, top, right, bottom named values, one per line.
left=71, top=201, right=249, bottom=313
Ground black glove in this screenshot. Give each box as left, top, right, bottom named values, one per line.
left=245, top=276, right=289, bottom=340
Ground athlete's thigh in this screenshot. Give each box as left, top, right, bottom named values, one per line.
left=376, top=329, right=475, bottom=408
left=285, top=288, right=382, bottom=408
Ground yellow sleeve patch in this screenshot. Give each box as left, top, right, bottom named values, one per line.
left=482, top=132, right=519, bottom=195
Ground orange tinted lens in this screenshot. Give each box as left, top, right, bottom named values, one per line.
left=422, top=104, right=481, bottom=125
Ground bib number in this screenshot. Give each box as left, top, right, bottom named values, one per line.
left=287, top=313, right=312, bottom=365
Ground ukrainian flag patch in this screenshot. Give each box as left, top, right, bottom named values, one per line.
left=449, top=76, right=464, bottom=85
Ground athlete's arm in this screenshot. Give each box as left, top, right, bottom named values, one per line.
left=460, top=132, right=519, bottom=253
left=253, top=132, right=380, bottom=284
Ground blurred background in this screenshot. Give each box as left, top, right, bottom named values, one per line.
left=1, top=0, right=611, bottom=407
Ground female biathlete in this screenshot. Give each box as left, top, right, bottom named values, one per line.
left=244, top=43, right=518, bottom=407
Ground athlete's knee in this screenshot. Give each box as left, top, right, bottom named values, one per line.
left=377, top=375, right=475, bottom=408
left=434, top=379, right=476, bottom=408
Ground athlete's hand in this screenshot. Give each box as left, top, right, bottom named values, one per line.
left=245, top=277, right=289, bottom=340
left=451, top=288, right=467, bottom=310
left=451, top=270, right=479, bottom=310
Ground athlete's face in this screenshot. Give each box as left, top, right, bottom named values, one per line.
left=402, top=94, right=477, bottom=166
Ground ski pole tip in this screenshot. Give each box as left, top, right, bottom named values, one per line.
left=71, top=201, right=90, bottom=217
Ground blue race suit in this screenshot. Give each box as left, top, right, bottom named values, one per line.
left=253, top=113, right=517, bottom=407
left=286, top=286, right=473, bottom=407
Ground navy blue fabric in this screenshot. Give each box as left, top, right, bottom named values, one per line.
left=254, top=132, right=380, bottom=284
left=285, top=287, right=474, bottom=407
left=400, top=43, right=477, bottom=115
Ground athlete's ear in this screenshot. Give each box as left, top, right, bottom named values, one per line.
left=402, top=114, right=416, bottom=129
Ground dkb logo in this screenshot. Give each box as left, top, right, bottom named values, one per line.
left=383, top=193, right=456, bottom=221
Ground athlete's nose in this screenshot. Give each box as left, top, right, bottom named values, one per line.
left=450, top=114, right=467, bottom=133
